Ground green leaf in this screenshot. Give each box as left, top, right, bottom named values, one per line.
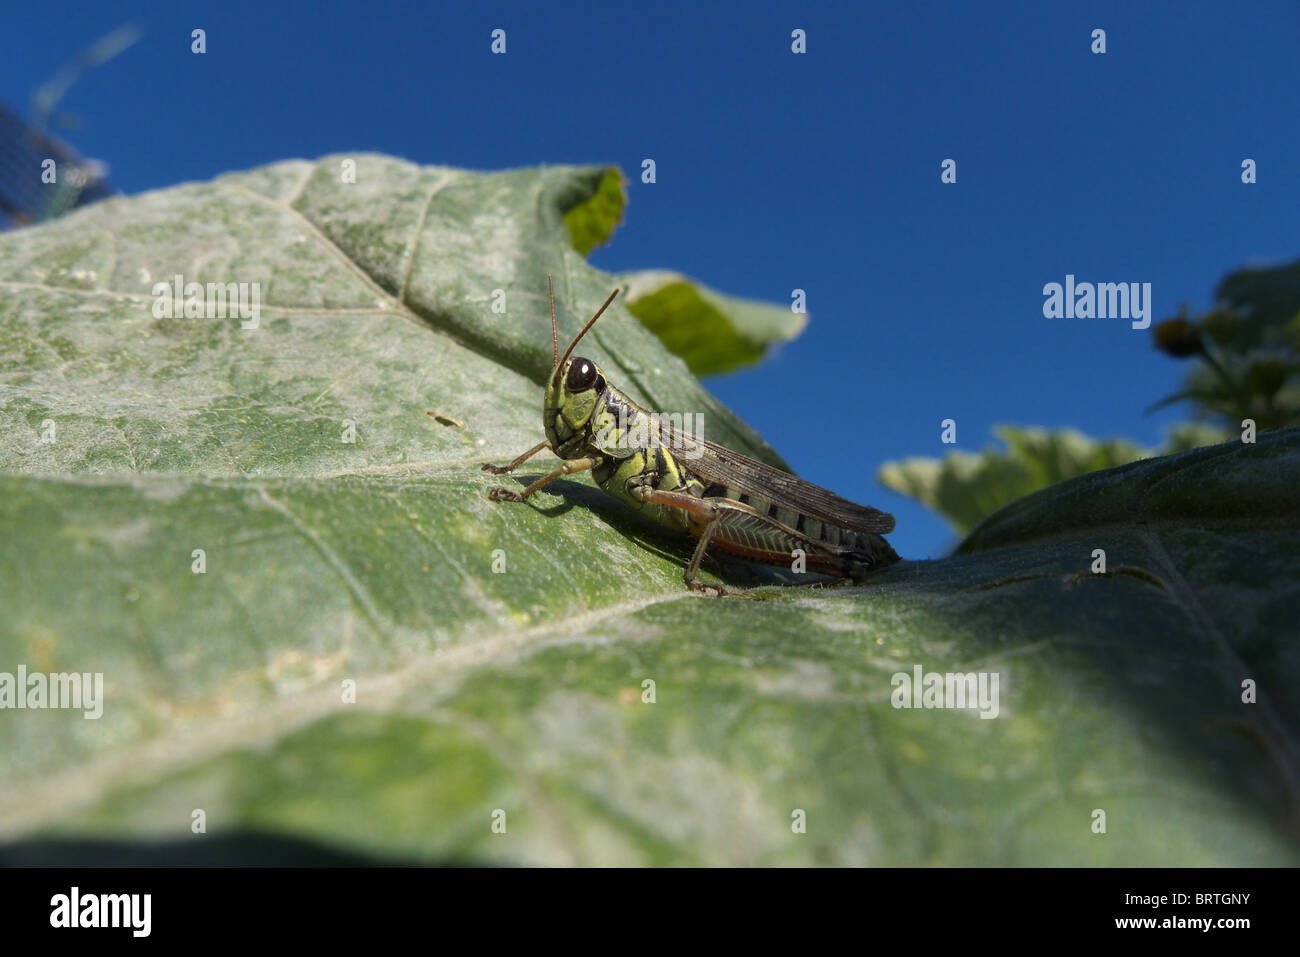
left=1, top=158, right=1296, bottom=866
left=562, top=167, right=625, bottom=257
left=621, top=270, right=807, bottom=376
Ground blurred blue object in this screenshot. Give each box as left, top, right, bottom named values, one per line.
left=0, top=100, right=116, bottom=229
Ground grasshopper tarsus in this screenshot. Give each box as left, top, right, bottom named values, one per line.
left=482, top=441, right=552, bottom=476
left=688, top=581, right=730, bottom=598
left=488, top=487, right=523, bottom=502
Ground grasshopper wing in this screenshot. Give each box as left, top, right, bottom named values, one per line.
left=652, top=420, right=896, bottom=534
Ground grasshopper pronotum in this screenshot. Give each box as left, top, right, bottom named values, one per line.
left=483, top=278, right=900, bottom=595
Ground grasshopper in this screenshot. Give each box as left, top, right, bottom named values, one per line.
left=483, top=278, right=900, bottom=595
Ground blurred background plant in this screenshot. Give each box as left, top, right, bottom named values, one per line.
left=1148, top=260, right=1300, bottom=431
left=0, top=23, right=136, bottom=229
left=877, top=258, right=1300, bottom=539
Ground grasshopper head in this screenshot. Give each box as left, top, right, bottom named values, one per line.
left=544, top=356, right=607, bottom=454
left=542, top=277, right=618, bottom=456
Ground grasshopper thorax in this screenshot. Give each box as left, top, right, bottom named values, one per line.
left=544, top=355, right=608, bottom=456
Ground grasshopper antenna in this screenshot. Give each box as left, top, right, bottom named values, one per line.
left=558, top=286, right=620, bottom=370
left=549, top=274, right=560, bottom=367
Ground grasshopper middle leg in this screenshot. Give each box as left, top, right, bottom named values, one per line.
left=488, top=456, right=597, bottom=503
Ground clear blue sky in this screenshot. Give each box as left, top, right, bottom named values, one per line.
left=4, top=0, right=1297, bottom=558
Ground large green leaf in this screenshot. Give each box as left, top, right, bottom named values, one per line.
left=1, top=158, right=1297, bottom=865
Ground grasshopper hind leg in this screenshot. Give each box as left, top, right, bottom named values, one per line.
left=683, top=515, right=732, bottom=597
left=628, top=486, right=740, bottom=597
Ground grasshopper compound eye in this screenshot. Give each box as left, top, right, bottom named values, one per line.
left=565, top=358, right=599, bottom=392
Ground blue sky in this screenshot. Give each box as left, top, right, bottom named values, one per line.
left=3, top=0, right=1297, bottom=558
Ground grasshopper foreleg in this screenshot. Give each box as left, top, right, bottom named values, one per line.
left=481, top=440, right=552, bottom=475
left=488, top=456, right=597, bottom=503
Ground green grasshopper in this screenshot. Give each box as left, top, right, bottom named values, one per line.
left=483, top=278, right=900, bottom=595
